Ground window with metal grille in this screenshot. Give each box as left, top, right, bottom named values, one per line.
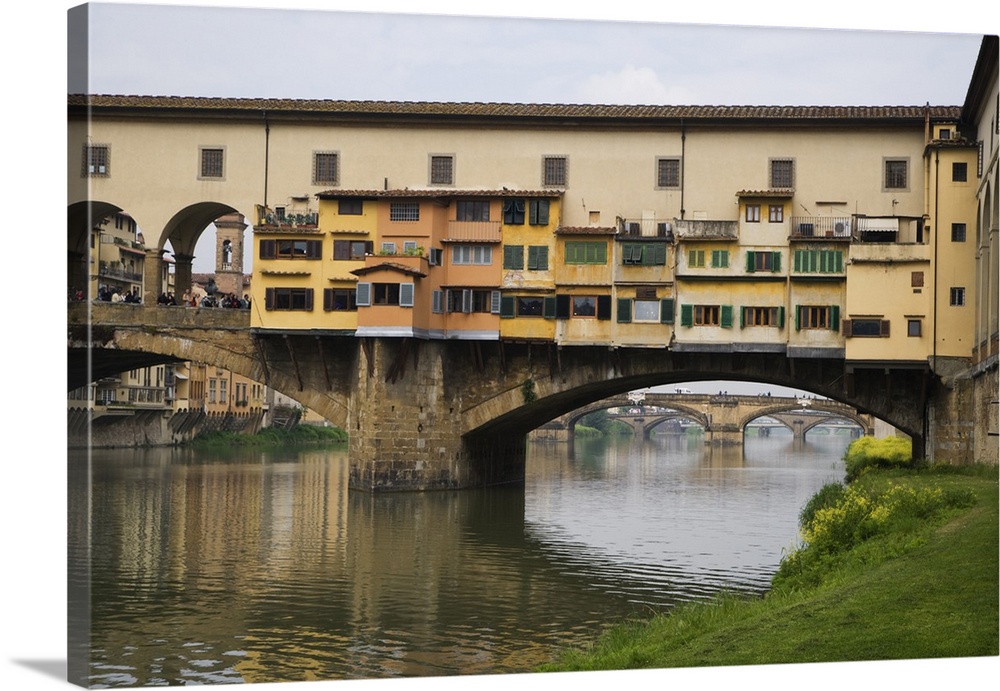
left=770, top=159, right=794, bottom=188
left=200, top=147, right=224, bottom=179
left=952, top=162, right=967, bottom=182
left=542, top=156, right=567, bottom=186
left=951, top=223, right=967, bottom=242
left=83, top=144, right=110, bottom=177
left=430, top=155, right=454, bottom=185
left=656, top=157, right=681, bottom=188
left=884, top=159, right=908, bottom=189
left=313, top=152, right=339, bottom=185
left=950, top=287, right=966, bottom=306
left=390, top=202, right=420, bottom=221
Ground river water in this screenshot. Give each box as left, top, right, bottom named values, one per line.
left=69, top=429, right=849, bottom=687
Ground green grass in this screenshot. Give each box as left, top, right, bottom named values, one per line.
left=540, top=464, right=998, bottom=671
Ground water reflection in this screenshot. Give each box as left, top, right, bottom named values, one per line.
left=71, top=431, right=848, bottom=687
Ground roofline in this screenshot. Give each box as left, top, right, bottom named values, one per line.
left=961, top=34, right=999, bottom=123
left=68, top=94, right=962, bottom=126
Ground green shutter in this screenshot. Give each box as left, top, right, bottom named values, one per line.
left=500, top=296, right=516, bottom=318
left=739, top=305, right=746, bottom=328
left=794, top=304, right=801, bottom=331
left=834, top=250, right=843, bottom=273
left=746, top=251, right=756, bottom=273
left=771, top=251, right=781, bottom=272
left=721, top=305, right=734, bottom=328
left=830, top=305, right=840, bottom=331
left=543, top=296, right=557, bottom=319
left=527, top=245, right=549, bottom=270
left=778, top=306, right=786, bottom=328
left=793, top=250, right=802, bottom=273
left=660, top=298, right=675, bottom=324
left=680, top=304, right=693, bottom=327
left=503, top=244, right=523, bottom=269
left=617, top=298, right=632, bottom=323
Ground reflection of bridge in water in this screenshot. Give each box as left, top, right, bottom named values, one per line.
left=533, top=393, right=873, bottom=445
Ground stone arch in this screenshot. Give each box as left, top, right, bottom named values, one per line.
left=738, top=402, right=871, bottom=439
left=68, top=200, right=126, bottom=294
left=642, top=411, right=709, bottom=438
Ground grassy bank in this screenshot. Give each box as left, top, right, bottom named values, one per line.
left=540, top=460, right=998, bottom=671
left=191, top=425, right=347, bottom=447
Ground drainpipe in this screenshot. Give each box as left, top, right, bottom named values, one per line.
left=928, top=147, right=940, bottom=460
left=680, top=119, right=686, bottom=220
left=262, top=110, right=270, bottom=209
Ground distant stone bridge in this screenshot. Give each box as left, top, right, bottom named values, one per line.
left=533, top=393, right=873, bottom=444
left=70, top=302, right=944, bottom=490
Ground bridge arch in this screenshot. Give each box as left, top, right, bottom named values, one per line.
left=642, top=412, right=708, bottom=438
left=738, top=402, right=872, bottom=440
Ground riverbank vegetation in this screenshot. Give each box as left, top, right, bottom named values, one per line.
left=540, top=439, right=998, bottom=671
left=575, top=410, right=636, bottom=437
left=191, top=424, right=347, bottom=447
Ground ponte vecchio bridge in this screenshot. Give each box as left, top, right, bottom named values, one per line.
left=533, top=392, right=873, bottom=445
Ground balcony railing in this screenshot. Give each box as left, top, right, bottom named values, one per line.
left=673, top=219, right=739, bottom=240
left=616, top=218, right=673, bottom=239
left=790, top=216, right=852, bottom=239
left=443, top=220, right=502, bottom=243
left=98, top=264, right=143, bottom=282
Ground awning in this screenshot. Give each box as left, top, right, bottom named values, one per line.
left=857, top=218, right=899, bottom=232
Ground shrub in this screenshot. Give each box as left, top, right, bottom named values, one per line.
left=844, top=436, right=913, bottom=482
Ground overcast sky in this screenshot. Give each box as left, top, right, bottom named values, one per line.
left=74, top=1, right=987, bottom=107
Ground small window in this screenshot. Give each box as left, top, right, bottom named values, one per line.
left=323, top=288, right=357, bottom=311
left=430, top=155, right=454, bottom=185
left=83, top=144, right=110, bottom=177
left=200, top=147, right=224, bottom=179
left=746, top=251, right=781, bottom=273
left=503, top=199, right=526, bottom=225
left=429, top=248, right=443, bottom=266
left=951, top=223, right=967, bottom=242
left=313, top=152, right=339, bottom=185
left=516, top=296, right=544, bottom=317
left=907, top=319, right=922, bottom=337
left=745, top=204, right=761, bottom=223
left=452, top=245, right=493, bottom=265
left=742, top=306, right=784, bottom=328
left=338, top=198, right=363, bottom=215
left=333, top=239, right=372, bottom=260
left=884, top=159, right=908, bottom=190
left=542, top=156, right=567, bottom=186
left=768, top=205, right=784, bottom=222
left=688, top=249, right=706, bottom=268
left=389, top=202, right=420, bottom=222
left=693, top=305, right=721, bottom=326
left=950, top=287, right=966, bottom=306
left=847, top=319, right=886, bottom=337
left=456, top=200, right=490, bottom=222
left=564, top=241, right=606, bottom=265
left=656, top=157, right=681, bottom=188
left=503, top=244, right=524, bottom=270
left=265, top=287, right=314, bottom=311
left=952, top=162, right=967, bottom=182
left=633, top=300, right=660, bottom=322
left=911, top=271, right=924, bottom=287
left=711, top=249, right=729, bottom=268
left=528, top=199, right=550, bottom=225
left=527, top=245, right=549, bottom=270
left=770, top=158, right=794, bottom=188
left=572, top=296, right=597, bottom=317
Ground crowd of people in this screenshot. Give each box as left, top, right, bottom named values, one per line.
left=71, top=284, right=251, bottom=309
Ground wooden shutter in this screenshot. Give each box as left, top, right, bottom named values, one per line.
left=399, top=283, right=415, bottom=308
left=660, top=298, right=674, bottom=324
left=680, top=304, right=693, bottom=327
left=323, top=288, right=334, bottom=311
left=720, top=305, right=734, bottom=328
left=303, top=289, right=314, bottom=310
left=880, top=319, right=890, bottom=337
left=500, top=295, right=516, bottom=319
left=259, top=239, right=276, bottom=259
left=306, top=240, right=323, bottom=258
left=543, top=296, right=557, bottom=319
left=746, top=251, right=756, bottom=273
left=616, top=298, right=632, bottom=323
left=771, top=251, right=781, bottom=272
left=555, top=294, right=571, bottom=319
left=778, top=306, right=786, bottom=329
left=597, top=295, right=612, bottom=320
left=356, top=282, right=371, bottom=306
left=829, top=304, right=840, bottom=331
left=503, top=245, right=524, bottom=269
left=265, top=287, right=275, bottom=310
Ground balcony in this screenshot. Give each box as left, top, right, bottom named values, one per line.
left=443, top=220, right=501, bottom=243
left=616, top=218, right=673, bottom=239
left=673, top=219, right=738, bottom=241
left=790, top=216, right=852, bottom=240
left=98, top=262, right=143, bottom=282
left=849, top=241, right=930, bottom=264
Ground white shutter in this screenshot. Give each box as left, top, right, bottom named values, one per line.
left=432, top=290, right=443, bottom=314
left=490, top=290, right=501, bottom=314
left=462, top=289, right=473, bottom=313
left=399, top=282, right=415, bottom=307
left=356, top=282, right=371, bottom=306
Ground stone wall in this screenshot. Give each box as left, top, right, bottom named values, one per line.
left=68, top=408, right=264, bottom=448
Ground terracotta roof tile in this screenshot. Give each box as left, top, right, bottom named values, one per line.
left=69, top=95, right=962, bottom=122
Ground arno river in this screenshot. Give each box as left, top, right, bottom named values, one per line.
left=69, top=429, right=851, bottom=687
